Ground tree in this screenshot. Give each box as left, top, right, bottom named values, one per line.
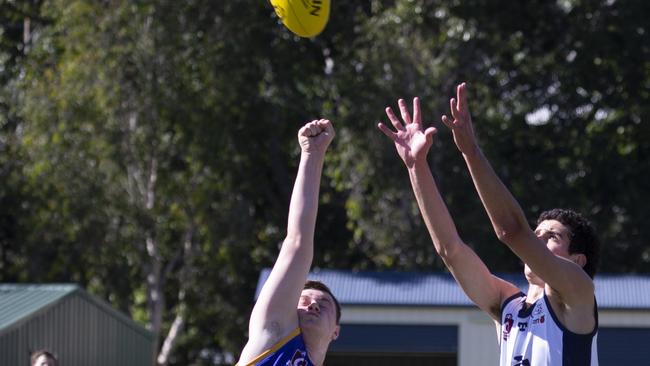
left=5, top=1, right=649, bottom=365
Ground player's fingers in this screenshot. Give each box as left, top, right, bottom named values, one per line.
left=424, top=127, right=437, bottom=143
left=316, top=118, right=329, bottom=130
left=377, top=123, right=398, bottom=140
left=385, top=107, right=404, bottom=131
left=298, top=121, right=313, bottom=137
left=321, top=119, right=335, bottom=140
left=319, top=119, right=334, bottom=134
left=441, top=115, right=453, bottom=129
left=398, top=98, right=412, bottom=124
left=413, top=97, right=421, bottom=125
left=300, top=120, right=319, bottom=136
left=457, top=83, right=468, bottom=113
left=308, top=122, right=321, bottom=136
left=449, top=98, right=458, bottom=120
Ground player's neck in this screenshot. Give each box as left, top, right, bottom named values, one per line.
left=302, top=333, right=328, bottom=366
left=526, top=283, right=545, bottom=304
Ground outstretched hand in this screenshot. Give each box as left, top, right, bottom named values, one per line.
left=298, top=119, right=335, bottom=154
left=441, top=82, right=478, bottom=155
left=377, top=97, right=437, bottom=168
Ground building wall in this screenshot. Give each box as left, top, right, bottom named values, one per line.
left=599, top=310, right=650, bottom=327
left=598, top=310, right=650, bottom=364
left=342, top=306, right=499, bottom=366
left=341, top=306, right=650, bottom=366
left=0, top=293, right=153, bottom=366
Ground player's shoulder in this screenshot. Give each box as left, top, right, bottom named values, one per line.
left=238, top=326, right=302, bottom=366
left=492, top=276, right=524, bottom=318
left=499, top=290, right=526, bottom=314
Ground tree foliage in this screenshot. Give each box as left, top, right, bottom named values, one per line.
left=1, top=0, right=648, bottom=364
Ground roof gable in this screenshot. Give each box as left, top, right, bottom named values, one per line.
left=0, top=284, right=79, bottom=330
left=0, top=284, right=152, bottom=339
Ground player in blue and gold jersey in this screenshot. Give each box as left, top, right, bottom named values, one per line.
left=236, top=119, right=341, bottom=366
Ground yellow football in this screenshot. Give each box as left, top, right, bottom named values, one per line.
left=270, top=0, right=331, bottom=38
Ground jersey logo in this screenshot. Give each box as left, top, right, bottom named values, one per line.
left=503, top=313, right=514, bottom=341
left=518, top=322, right=528, bottom=332
left=286, top=349, right=308, bottom=366
left=531, top=303, right=545, bottom=325
left=513, top=355, right=530, bottom=366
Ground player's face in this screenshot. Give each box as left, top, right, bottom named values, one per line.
left=297, top=289, right=339, bottom=341
left=33, top=355, right=56, bottom=366
left=534, top=220, right=572, bottom=257
left=525, top=220, right=573, bottom=280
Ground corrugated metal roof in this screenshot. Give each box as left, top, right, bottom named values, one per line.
left=0, top=284, right=79, bottom=330
left=256, top=269, right=650, bottom=310
left=0, top=284, right=152, bottom=338
left=593, top=274, right=650, bottom=309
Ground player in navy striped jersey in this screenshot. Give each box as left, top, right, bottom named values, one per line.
left=378, top=84, right=600, bottom=365
left=236, top=119, right=340, bottom=366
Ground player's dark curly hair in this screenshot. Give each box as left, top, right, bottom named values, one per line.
left=304, top=280, right=341, bottom=324
left=537, top=208, right=600, bottom=278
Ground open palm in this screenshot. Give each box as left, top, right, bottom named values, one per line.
left=378, top=97, right=437, bottom=168
left=441, top=83, right=477, bottom=155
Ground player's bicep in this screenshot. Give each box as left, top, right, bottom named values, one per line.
left=509, top=231, right=593, bottom=305
left=248, top=240, right=310, bottom=336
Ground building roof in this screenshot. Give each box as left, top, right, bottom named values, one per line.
left=256, top=269, right=650, bottom=310
left=0, top=284, right=78, bottom=331
left=0, top=284, right=151, bottom=337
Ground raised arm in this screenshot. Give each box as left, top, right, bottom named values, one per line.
left=378, top=98, right=518, bottom=321
left=441, top=83, right=594, bottom=305
left=240, top=119, right=335, bottom=360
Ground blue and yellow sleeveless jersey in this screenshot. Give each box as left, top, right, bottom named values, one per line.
left=237, top=327, right=314, bottom=366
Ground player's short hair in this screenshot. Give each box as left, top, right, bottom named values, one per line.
left=303, top=280, right=341, bottom=324
left=30, top=350, right=58, bottom=366
left=537, top=208, right=600, bottom=278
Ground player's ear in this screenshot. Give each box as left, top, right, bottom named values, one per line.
left=571, top=253, right=587, bottom=269
left=331, top=325, right=340, bottom=341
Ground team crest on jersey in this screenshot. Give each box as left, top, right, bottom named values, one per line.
left=503, top=313, right=514, bottom=340
left=531, top=303, right=545, bottom=325
left=286, top=349, right=308, bottom=366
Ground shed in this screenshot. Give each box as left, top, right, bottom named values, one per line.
left=0, top=284, right=154, bottom=366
